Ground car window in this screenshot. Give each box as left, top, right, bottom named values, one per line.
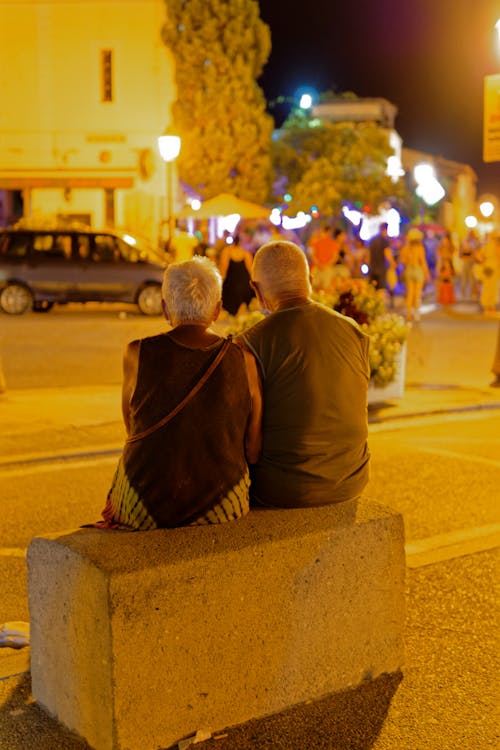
left=116, top=238, right=140, bottom=263
left=92, top=235, right=121, bottom=262
left=0, top=233, right=30, bottom=258
left=33, top=234, right=73, bottom=260
left=77, top=235, right=91, bottom=260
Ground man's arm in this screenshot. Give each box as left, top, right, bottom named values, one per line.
left=121, top=340, right=140, bottom=435
left=241, top=348, right=263, bottom=464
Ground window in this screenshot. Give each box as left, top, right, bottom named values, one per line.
left=0, top=233, right=30, bottom=258
left=100, top=49, right=114, bottom=103
left=93, top=235, right=120, bottom=262
left=33, top=234, right=72, bottom=260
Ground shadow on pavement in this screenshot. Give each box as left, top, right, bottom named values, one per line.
left=174, top=671, right=403, bottom=750
left=0, top=673, right=89, bottom=749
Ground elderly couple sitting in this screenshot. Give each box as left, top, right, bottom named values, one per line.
left=98, top=241, right=371, bottom=530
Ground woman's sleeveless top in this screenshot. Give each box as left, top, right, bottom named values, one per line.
left=105, top=333, right=251, bottom=529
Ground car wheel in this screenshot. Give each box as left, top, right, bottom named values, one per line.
left=0, top=284, right=34, bottom=315
left=33, top=301, right=54, bottom=313
left=137, top=284, right=162, bottom=316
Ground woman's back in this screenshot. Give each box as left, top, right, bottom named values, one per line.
left=106, top=333, right=252, bottom=529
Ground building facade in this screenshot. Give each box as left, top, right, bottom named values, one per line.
left=0, top=0, right=176, bottom=244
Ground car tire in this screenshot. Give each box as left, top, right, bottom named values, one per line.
left=136, top=284, right=162, bottom=316
left=0, top=284, right=34, bottom=315
left=33, top=301, right=54, bottom=313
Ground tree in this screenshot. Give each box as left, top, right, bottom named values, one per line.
left=162, top=0, right=274, bottom=203
left=272, top=108, right=408, bottom=217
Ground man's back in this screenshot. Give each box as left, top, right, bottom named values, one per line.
left=240, top=301, right=370, bottom=507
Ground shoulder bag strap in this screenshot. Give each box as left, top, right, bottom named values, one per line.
left=126, top=337, right=232, bottom=445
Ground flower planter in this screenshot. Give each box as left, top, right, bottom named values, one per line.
left=368, top=343, right=406, bottom=405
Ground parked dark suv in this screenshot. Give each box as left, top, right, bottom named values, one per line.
left=0, top=229, right=167, bottom=315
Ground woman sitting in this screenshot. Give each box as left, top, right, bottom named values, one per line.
left=98, top=256, right=262, bottom=530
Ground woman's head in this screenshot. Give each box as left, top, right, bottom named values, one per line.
left=252, top=240, right=311, bottom=309
left=162, top=256, right=222, bottom=326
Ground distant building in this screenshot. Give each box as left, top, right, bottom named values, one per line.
left=312, top=97, right=477, bottom=235
left=313, top=97, right=398, bottom=129
left=0, top=0, right=176, bottom=244
left=403, top=148, right=477, bottom=237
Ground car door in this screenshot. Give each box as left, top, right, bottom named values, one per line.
left=26, top=232, right=78, bottom=301
left=73, top=233, right=162, bottom=304
left=72, top=233, right=132, bottom=302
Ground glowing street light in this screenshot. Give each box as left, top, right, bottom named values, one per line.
left=479, top=200, right=495, bottom=218
left=299, top=93, right=313, bottom=109
left=414, top=162, right=445, bottom=206
left=465, top=215, right=478, bottom=229
left=157, top=132, right=181, bottom=246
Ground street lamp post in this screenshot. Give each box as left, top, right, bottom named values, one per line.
left=157, top=133, right=181, bottom=248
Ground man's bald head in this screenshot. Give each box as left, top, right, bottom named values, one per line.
left=252, top=241, right=311, bottom=307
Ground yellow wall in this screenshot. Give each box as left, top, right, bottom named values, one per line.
left=0, top=0, right=177, bottom=242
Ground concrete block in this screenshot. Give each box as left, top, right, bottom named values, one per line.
left=27, top=499, right=405, bottom=750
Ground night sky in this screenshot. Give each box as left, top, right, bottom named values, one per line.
left=258, top=0, right=500, bottom=196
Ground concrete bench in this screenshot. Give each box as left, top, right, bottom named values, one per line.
left=27, top=499, right=405, bottom=750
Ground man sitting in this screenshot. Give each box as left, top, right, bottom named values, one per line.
left=237, top=240, right=370, bottom=508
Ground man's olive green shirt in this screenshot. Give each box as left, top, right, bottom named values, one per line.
left=240, top=300, right=370, bottom=507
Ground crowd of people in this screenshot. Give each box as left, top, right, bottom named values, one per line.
left=167, top=220, right=500, bottom=322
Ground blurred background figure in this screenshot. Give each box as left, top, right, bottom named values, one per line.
left=436, top=255, right=456, bottom=306
left=309, top=224, right=338, bottom=291
left=350, top=236, right=368, bottom=278
left=491, top=322, right=500, bottom=387
left=219, top=234, right=255, bottom=316
left=368, top=222, right=396, bottom=291
left=170, top=223, right=199, bottom=263
left=368, top=221, right=397, bottom=308
left=331, top=229, right=351, bottom=279
left=476, top=231, right=500, bottom=316
left=436, top=231, right=456, bottom=305
left=210, top=230, right=231, bottom=265
left=400, top=228, right=430, bottom=322
left=459, top=228, right=481, bottom=301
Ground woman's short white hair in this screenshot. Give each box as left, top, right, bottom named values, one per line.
left=162, top=256, right=222, bottom=324
left=253, top=240, right=311, bottom=299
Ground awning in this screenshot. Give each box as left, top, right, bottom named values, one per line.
left=178, top=193, right=270, bottom=220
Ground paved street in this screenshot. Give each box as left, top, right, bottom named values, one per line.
left=0, top=301, right=499, bottom=749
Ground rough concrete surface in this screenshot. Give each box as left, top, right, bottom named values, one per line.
left=27, top=500, right=405, bottom=750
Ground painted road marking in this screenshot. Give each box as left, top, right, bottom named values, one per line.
left=406, top=523, right=500, bottom=568
left=0, top=444, right=122, bottom=469
left=0, top=548, right=26, bottom=558
left=369, top=409, right=500, bottom=432
left=0, top=454, right=119, bottom=479
left=416, top=446, right=500, bottom=468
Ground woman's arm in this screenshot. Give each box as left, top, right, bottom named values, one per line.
left=121, top=340, right=140, bottom=435
left=420, top=244, right=431, bottom=280
left=218, top=246, right=230, bottom=279
left=243, top=250, right=254, bottom=275
left=241, top=348, right=263, bottom=464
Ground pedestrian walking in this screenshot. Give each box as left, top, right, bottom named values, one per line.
left=476, top=232, right=500, bottom=315
left=219, top=234, right=255, bottom=316
left=459, top=229, right=480, bottom=300
left=490, top=321, right=500, bottom=387
left=400, top=228, right=430, bottom=321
